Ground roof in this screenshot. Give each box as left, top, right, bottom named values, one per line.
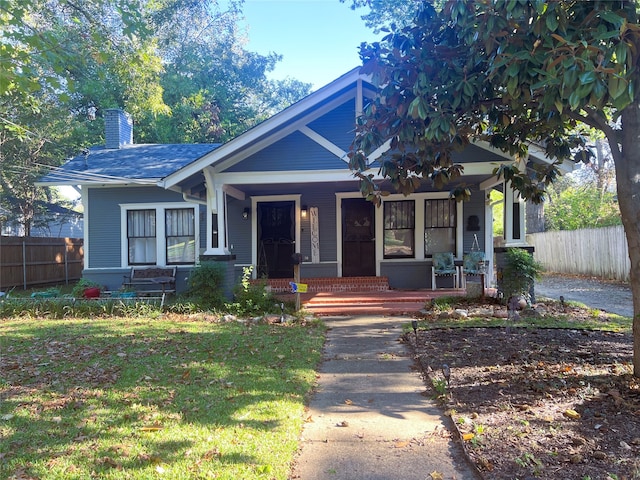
left=38, top=143, right=220, bottom=186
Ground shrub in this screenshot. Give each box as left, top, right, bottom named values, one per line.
left=225, top=266, right=281, bottom=317
left=500, top=248, right=543, bottom=304
left=185, top=261, right=226, bottom=310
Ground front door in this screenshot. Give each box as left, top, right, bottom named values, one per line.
left=257, top=201, right=295, bottom=279
left=342, top=198, right=376, bottom=277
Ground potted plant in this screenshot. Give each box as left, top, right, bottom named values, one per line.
left=72, top=278, right=103, bottom=299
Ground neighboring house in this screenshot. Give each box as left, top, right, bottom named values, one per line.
left=38, top=68, right=575, bottom=294
left=0, top=201, right=83, bottom=238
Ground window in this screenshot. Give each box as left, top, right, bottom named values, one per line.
left=166, top=208, right=195, bottom=264
left=425, top=199, right=456, bottom=256
left=127, top=209, right=156, bottom=265
left=123, top=203, right=198, bottom=267
left=384, top=200, right=415, bottom=258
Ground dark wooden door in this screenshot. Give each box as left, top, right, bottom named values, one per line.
left=342, top=198, right=376, bottom=277
left=257, top=202, right=295, bottom=279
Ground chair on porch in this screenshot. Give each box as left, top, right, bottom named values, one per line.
left=461, top=251, right=486, bottom=289
left=431, top=252, right=459, bottom=290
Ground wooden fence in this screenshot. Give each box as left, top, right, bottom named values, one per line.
left=0, top=237, right=84, bottom=290
left=527, top=225, right=629, bottom=282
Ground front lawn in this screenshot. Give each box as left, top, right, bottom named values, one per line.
left=0, top=316, right=324, bottom=479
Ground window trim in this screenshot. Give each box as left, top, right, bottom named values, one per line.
left=424, top=198, right=458, bottom=258
left=374, top=192, right=463, bottom=263
left=383, top=200, right=415, bottom=259
left=120, top=202, right=199, bottom=267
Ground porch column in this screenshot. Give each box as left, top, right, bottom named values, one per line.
left=504, top=183, right=526, bottom=245
left=204, top=169, right=229, bottom=255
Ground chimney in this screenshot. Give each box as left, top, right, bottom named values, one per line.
left=105, top=109, right=133, bottom=149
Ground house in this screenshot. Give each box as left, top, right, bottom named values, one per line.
left=38, top=68, right=573, bottom=295
left=0, top=201, right=83, bottom=238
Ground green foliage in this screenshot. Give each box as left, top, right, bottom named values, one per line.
left=500, top=248, right=544, bottom=304
left=545, top=184, right=621, bottom=231
left=0, top=297, right=165, bottom=319
left=70, top=278, right=103, bottom=298
left=350, top=0, right=638, bottom=204
left=225, top=266, right=281, bottom=317
left=186, top=261, right=227, bottom=310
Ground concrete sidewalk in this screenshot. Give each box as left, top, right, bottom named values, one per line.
left=290, top=316, right=480, bottom=480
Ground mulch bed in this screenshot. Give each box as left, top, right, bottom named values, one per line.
left=406, top=303, right=640, bottom=480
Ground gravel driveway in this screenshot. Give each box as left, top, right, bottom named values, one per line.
left=535, top=273, right=633, bottom=318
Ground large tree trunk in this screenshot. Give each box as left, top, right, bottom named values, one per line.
left=618, top=106, right=640, bottom=377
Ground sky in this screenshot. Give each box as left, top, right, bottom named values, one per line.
left=236, top=0, right=383, bottom=90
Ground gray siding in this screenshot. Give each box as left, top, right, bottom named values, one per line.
left=461, top=190, right=486, bottom=253
left=87, top=186, right=186, bottom=269
left=225, top=131, right=348, bottom=172
left=227, top=197, right=253, bottom=263
left=307, top=99, right=355, bottom=151
left=299, top=186, right=338, bottom=262
left=381, top=261, right=431, bottom=289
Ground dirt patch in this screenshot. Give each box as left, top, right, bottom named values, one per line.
left=407, top=302, right=640, bottom=479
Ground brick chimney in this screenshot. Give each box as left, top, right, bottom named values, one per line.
left=105, top=109, right=133, bottom=149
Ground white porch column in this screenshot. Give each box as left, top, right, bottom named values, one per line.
left=204, top=168, right=229, bottom=255
left=504, top=183, right=526, bottom=245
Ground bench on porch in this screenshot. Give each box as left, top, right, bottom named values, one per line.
left=122, top=266, right=177, bottom=297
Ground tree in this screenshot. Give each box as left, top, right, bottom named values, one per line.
left=341, top=0, right=425, bottom=32
left=545, top=183, right=621, bottom=231
left=349, top=0, right=640, bottom=376
left=1, top=0, right=310, bottom=233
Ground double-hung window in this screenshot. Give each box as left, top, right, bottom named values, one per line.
left=127, top=209, right=156, bottom=265
left=166, top=208, right=195, bottom=264
left=424, top=199, right=456, bottom=256
left=123, top=204, right=197, bottom=266
left=384, top=200, right=415, bottom=258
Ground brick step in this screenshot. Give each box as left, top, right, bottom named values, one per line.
left=259, top=276, right=390, bottom=294
left=276, top=288, right=466, bottom=316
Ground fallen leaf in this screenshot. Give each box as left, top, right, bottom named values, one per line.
left=564, top=409, right=581, bottom=420
left=139, top=426, right=163, bottom=432
left=344, top=399, right=353, bottom=405
left=430, top=471, right=444, bottom=480
left=395, top=440, right=409, bottom=448
left=462, top=432, right=475, bottom=441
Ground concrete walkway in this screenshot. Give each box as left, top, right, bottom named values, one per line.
left=290, top=315, right=480, bottom=480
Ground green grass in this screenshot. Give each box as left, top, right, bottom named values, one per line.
left=0, top=316, right=325, bottom=479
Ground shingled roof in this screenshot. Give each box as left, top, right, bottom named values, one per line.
left=39, top=143, right=220, bottom=186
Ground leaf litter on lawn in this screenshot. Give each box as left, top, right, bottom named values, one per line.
left=407, top=301, right=640, bottom=480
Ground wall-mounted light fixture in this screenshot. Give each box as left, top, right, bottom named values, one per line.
left=301, top=205, right=308, bottom=219
left=242, top=207, right=250, bottom=220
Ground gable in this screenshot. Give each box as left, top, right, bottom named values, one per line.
left=223, top=130, right=349, bottom=172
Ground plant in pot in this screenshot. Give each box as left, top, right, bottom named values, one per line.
left=72, top=278, right=103, bottom=299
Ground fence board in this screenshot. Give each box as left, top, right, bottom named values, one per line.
left=0, top=237, right=84, bottom=290
left=527, top=225, right=630, bottom=282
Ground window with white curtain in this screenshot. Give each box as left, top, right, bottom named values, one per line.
left=384, top=200, right=415, bottom=258
left=424, top=199, right=456, bottom=256
left=123, top=204, right=198, bottom=266
left=127, top=209, right=157, bottom=265
left=166, top=208, right=195, bottom=264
